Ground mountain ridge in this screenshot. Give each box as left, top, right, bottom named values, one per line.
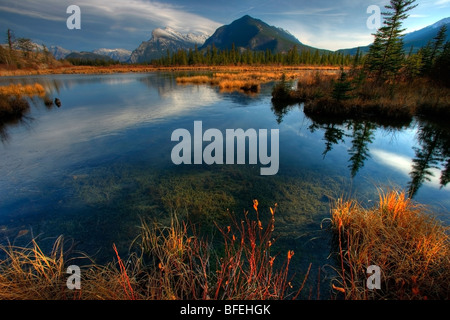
left=200, top=15, right=318, bottom=53
left=12, top=15, right=449, bottom=64
left=129, top=27, right=208, bottom=63
left=339, top=16, right=450, bottom=55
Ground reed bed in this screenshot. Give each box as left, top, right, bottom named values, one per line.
left=330, top=189, right=450, bottom=300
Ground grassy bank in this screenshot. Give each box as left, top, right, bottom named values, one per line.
left=176, top=70, right=302, bottom=94
left=272, top=69, right=450, bottom=120
left=0, top=191, right=448, bottom=300
left=0, top=64, right=341, bottom=76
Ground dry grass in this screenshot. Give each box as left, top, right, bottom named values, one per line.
left=0, top=83, right=46, bottom=119
left=0, top=83, right=45, bottom=97
left=0, top=201, right=309, bottom=300
left=0, top=64, right=342, bottom=77
left=0, top=236, right=78, bottom=300
left=294, top=70, right=450, bottom=120
left=175, top=69, right=306, bottom=94
left=330, top=189, right=450, bottom=300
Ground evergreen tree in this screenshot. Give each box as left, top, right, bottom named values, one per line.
left=421, top=25, right=448, bottom=75
left=332, top=68, right=353, bottom=102
left=365, top=0, right=417, bottom=82
left=431, top=41, right=450, bottom=87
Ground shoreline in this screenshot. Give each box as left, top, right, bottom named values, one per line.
left=0, top=64, right=343, bottom=77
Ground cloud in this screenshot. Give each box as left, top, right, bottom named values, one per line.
left=435, top=0, right=450, bottom=5
left=0, top=0, right=221, bottom=35
left=371, top=149, right=442, bottom=189
left=0, top=5, right=65, bottom=22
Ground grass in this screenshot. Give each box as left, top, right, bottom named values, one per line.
left=0, top=83, right=46, bottom=119
left=275, top=68, right=450, bottom=120
left=175, top=69, right=306, bottom=94
left=1, top=190, right=448, bottom=300
left=330, top=189, right=450, bottom=300
left=0, top=201, right=309, bottom=300
left=0, top=64, right=342, bottom=77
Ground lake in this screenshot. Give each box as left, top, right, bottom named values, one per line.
left=0, top=72, right=449, bottom=292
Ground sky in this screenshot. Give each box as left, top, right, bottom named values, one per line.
left=0, top=0, right=449, bottom=52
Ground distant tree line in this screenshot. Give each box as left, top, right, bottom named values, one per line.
left=65, top=57, right=119, bottom=66
left=151, top=44, right=355, bottom=67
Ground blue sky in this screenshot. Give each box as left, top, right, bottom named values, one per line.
left=0, top=0, right=449, bottom=52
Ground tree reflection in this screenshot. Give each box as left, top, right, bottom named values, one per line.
left=270, top=100, right=298, bottom=124
left=407, top=119, right=450, bottom=198
left=347, top=121, right=376, bottom=178
left=308, top=118, right=377, bottom=178
left=297, top=104, right=450, bottom=197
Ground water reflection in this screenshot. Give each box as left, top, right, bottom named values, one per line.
left=408, top=119, right=450, bottom=198
left=0, top=94, right=63, bottom=144
left=272, top=101, right=449, bottom=198
left=0, top=114, right=33, bottom=143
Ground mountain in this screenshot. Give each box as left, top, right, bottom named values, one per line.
left=49, top=46, right=72, bottom=60
left=49, top=46, right=131, bottom=62
left=200, top=15, right=317, bottom=53
left=65, top=51, right=114, bottom=62
left=93, top=48, right=132, bottom=62
left=129, top=27, right=209, bottom=63
left=338, top=17, right=450, bottom=55
left=402, top=17, right=450, bottom=51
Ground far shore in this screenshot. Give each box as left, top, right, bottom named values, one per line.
left=0, top=64, right=344, bottom=77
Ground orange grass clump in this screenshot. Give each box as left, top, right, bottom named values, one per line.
left=0, top=83, right=46, bottom=118
left=0, top=83, right=45, bottom=97
left=175, top=70, right=304, bottom=93
left=330, top=189, right=450, bottom=300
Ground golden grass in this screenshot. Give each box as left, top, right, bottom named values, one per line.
left=330, top=189, right=450, bottom=300
left=0, top=83, right=46, bottom=119
left=0, top=83, right=45, bottom=97
left=0, top=202, right=308, bottom=300
left=0, top=236, right=75, bottom=300
left=285, top=70, right=450, bottom=120
left=0, top=64, right=342, bottom=77
left=175, top=69, right=309, bottom=94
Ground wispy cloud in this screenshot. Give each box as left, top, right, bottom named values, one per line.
left=435, top=0, right=450, bottom=6
left=0, top=0, right=221, bottom=35
left=410, top=14, right=429, bottom=18
left=269, top=7, right=348, bottom=17
left=0, top=5, right=65, bottom=22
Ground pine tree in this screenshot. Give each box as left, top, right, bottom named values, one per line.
left=430, top=25, right=448, bottom=63
left=431, top=41, right=450, bottom=87
left=421, top=25, right=447, bottom=75
left=365, top=0, right=417, bottom=82
left=332, top=68, right=353, bottom=102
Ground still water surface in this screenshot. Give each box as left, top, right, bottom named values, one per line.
left=0, top=72, right=449, bottom=281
